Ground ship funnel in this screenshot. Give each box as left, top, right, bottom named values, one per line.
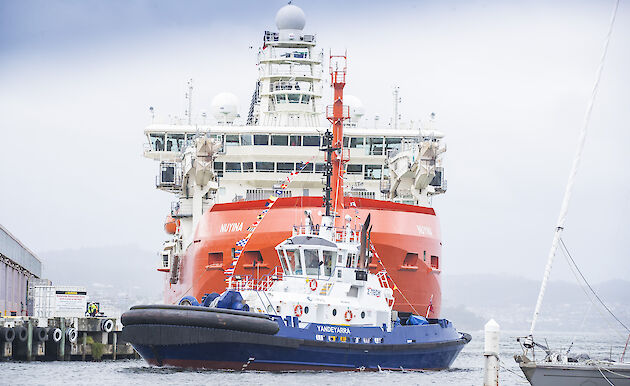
left=358, top=213, right=371, bottom=268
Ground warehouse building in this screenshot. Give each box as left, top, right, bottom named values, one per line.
left=1, top=224, right=41, bottom=316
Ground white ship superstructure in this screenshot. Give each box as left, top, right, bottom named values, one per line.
left=143, top=4, right=449, bottom=308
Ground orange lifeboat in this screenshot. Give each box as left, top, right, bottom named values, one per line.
left=164, top=215, right=179, bottom=234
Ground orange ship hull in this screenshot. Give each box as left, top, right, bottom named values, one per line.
left=163, top=196, right=442, bottom=317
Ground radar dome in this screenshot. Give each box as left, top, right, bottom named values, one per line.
left=211, top=92, right=239, bottom=124
left=275, top=4, right=306, bottom=31
left=344, top=95, right=365, bottom=122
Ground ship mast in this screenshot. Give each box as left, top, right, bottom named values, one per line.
left=326, top=53, right=349, bottom=224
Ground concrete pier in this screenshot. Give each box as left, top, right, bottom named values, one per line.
left=0, top=316, right=136, bottom=362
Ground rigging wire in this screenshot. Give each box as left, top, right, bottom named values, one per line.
left=560, top=237, right=630, bottom=334
left=559, top=241, right=626, bottom=341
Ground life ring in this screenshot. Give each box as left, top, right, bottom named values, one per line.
left=294, top=304, right=303, bottom=317
left=309, top=280, right=318, bottom=291
left=345, top=309, right=353, bottom=322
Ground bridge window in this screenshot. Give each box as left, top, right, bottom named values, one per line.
left=289, top=135, right=301, bottom=146
left=166, top=134, right=185, bottom=152
left=346, top=164, right=363, bottom=174
left=368, top=137, right=384, bottom=155
left=225, top=162, right=241, bottom=172
left=288, top=94, right=300, bottom=103
left=343, top=137, right=349, bottom=147
left=297, top=162, right=314, bottom=173
left=277, top=162, right=294, bottom=172
left=240, top=134, right=253, bottom=146
left=254, top=134, right=269, bottom=145
left=302, top=135, right=320, bottom=147
left=315, top=163, right=326, bottom=173
left=225, top=134, right=239, bottom=146
left=149, top=134, right=165, bottom=151
left=385, top=137, right=402, bottom=153
left=271, top=135, right=288, bottom=146
left=364, top=165, right=382, bottom=180
left=350, top=137, right=364, bottom=149
left=256, top=162, right=274, bottom=172
left=301, top=95, right=311, bottom=104
left=243, top=162, right=254, bottom=172
left=275, top=94, right=287, bottom=103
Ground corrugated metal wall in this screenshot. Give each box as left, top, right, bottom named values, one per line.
left=0, top=224, right=41, bottom=316
left=1, top=260, right=30, bottom=315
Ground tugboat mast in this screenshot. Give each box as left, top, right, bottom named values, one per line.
left=326, top=53, right=349, bottom=223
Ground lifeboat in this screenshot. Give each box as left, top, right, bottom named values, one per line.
left=164, top=215, right=179, bottom=235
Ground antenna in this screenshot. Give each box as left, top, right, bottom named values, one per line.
left=185, top=78, right=193, bottom=125
left=393, top=86, right=401, bottom=130
left=149, top=106, right=155, bottom=123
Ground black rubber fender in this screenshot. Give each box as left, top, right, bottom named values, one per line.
left=122, top=305, right=279, bottom=335
left=14, top=326, right=27, bottom=342
left=48, top=328, right=63, bottom=343
left=0, top=327, right=15, bottom=343
left=33, top=327, right=48, bottom=342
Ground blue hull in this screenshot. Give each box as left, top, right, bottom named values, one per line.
left=122, top=306, right=470, bottom=371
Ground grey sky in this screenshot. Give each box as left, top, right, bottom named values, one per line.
left=0, top=0, right=628, bottom=283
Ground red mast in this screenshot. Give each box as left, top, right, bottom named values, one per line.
left=326, top=53, right=349, bottom=224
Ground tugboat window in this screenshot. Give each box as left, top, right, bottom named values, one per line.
left=332, top=309, right=337, bottom=316
left=285, top=250, right=300, bottom=275
left=323, top=250, right=335, bottom=276
left=278, top=251, right=288, bottom=272
left=304, top=306, right=309, bottom=314
left=304, top=249, right=320, bottom=275
left=361, top=311, right=366, bottom=319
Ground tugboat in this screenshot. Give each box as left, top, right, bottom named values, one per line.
left=122, top=52, right=470, bottom=369
left=122, top=192, right=470, bottom=370
left=122, top=211, right=470, bottom=370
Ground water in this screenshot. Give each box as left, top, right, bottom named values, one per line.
left=1, top=331, right=626, bottom=385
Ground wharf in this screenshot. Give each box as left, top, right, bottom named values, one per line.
left=0, top=316, right=137, bottom=361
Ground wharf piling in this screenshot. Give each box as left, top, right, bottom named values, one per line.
left=0, top=316, right=136, bottom=362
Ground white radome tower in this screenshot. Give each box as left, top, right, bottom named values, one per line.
left=276, top=4, right=306, bottom=40
left=254, top=3, right=323, bottom=127
left=344, top=95, right=365, bottom=125
left=211, top=92, right=239, bottom=125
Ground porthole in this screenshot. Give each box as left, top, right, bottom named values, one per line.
left=332, top=309, right=337, bottom=316
left=361, top=311, right=366, bottom=319
left=304, top=306, right=310, bottom=314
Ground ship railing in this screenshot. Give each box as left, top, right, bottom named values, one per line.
left=228, top=267, right=284, bottom=292
left=291, top=225, right=361, bottom=243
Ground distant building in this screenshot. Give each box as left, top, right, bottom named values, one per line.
left=0, top=224, right=42, bottom=316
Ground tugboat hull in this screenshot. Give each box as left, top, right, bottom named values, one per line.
left=122, top=306, right=470, bottom=371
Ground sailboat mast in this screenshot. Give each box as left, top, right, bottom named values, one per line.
left=528, top=0, right=620, bottom=336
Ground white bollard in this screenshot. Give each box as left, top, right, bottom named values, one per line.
left=483, top=319, right=500, bottom=386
